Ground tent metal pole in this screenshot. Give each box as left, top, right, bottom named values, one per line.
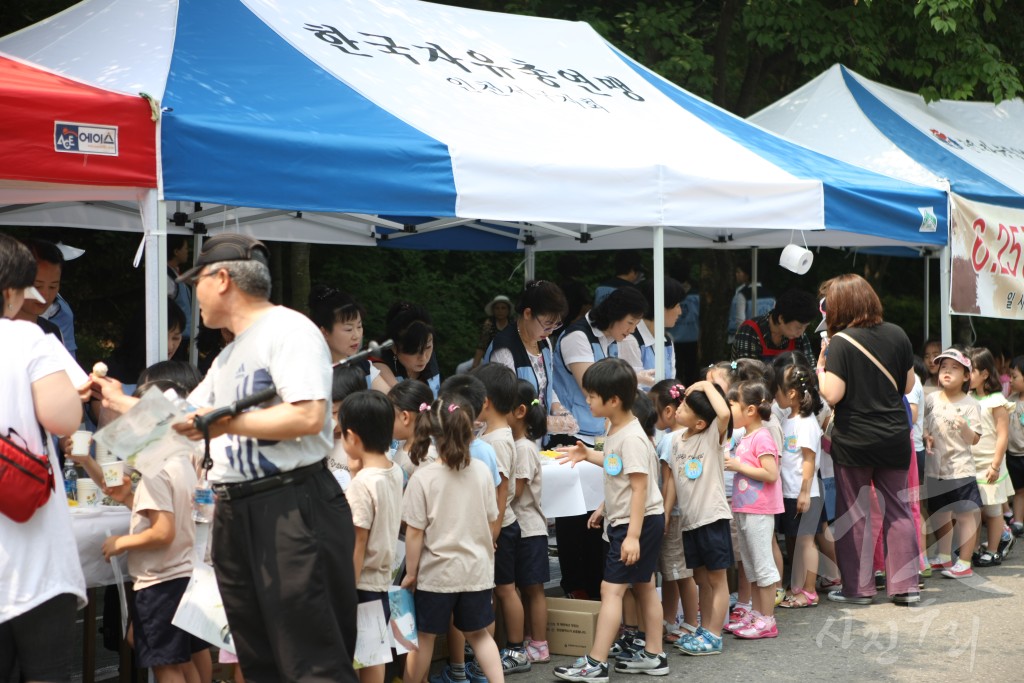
left=923, top=254, right=930, bottom=343
left=524, top=241, right=535, bottom=283
left=750, top=247, right=758, bottom=315
left=143, top=193, right=169, bottom=365
left=189, top=232, right=204, bottom=367
left=940, top=246, right=952, bottom=348
left=654, top=226, right=665, bottom=381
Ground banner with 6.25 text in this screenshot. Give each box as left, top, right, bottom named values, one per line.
left=951, top=193, right=1024, bottom=319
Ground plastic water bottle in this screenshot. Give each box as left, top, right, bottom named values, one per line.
left=192, top=479, right=214, bottom=523
left=63, top=459, right=78, bottom=502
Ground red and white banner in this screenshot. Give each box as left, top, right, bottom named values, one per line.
left=950, top=193, right=1024, bottom=319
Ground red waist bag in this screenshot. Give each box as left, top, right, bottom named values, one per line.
left=0, top=429, right=54, bottom=523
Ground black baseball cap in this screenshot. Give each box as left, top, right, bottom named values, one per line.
left=176, top=234, right=270, bottom=284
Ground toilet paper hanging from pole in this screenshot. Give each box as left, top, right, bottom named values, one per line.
left=779, top=230, right=813, bottom=275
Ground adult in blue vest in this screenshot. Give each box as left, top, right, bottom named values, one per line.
left=550, top=286, right=647, bottom=599
left=552, top=286, right=648, bottom=445
left=626, top=276, right=685, bottom=388
left=485, top=280, right=570, bottom=427
left=373, top=302, right=442, bottom=398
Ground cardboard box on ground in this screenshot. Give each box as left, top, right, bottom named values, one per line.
left=429, top=597, right=602, bottom=661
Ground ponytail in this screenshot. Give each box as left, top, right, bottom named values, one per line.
left=409, top=397, right=474, bottom=469
left=515, top=380, right=549, bottom=441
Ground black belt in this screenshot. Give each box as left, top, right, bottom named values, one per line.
left=212, top=460, right=326, bottom=501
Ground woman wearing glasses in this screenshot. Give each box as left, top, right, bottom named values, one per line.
left=486, top=280, right=573, bottom=434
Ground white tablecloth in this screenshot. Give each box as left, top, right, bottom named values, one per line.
left=70, top=505, right=130, bottom=588
left=540, top=459, right=605, bottom=518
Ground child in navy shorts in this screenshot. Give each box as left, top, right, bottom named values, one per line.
left=554, top=358, right=668, bottom=682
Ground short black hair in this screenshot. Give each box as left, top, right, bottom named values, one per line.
left=340, top=391, right=394, bottom=454
left=518, top=280, right=569, bottom=319
left=614, top=251, right=643, bottom=276
left=332, top=363, right=366, bottom=403
left=470, top=363, right=518, bottom=415
left=591, top=287, right=648, bottom=330
left=309, top=284, right=365, bottom=330
left=385, top=302, right=434, bottom=355
left=640, top=276, right=685, bottom=319
left=136, top=360, right=203, bottom=398
left=23, top=238, right=64, bottom=267
left=582, top=358, right=637, bottom=410
left=439, top=374, right=486, bottom=419
left=0, top=235, right=36, bottom=298
left=772, top=289, right=818, bottom=325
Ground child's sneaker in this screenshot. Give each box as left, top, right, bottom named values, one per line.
left=722, top=604, right=752, bottom=634
left=1011, top=521, right=1024, bottom=537
left=554, top=656, right=609, bottom=683
left=431, top=665, right=472, bottom=683
left=732, top=613, right=778, bottom=640
left=613, top=650, right=669, bottom=676
left=499, top=648, right=531, bottom=674
left=928, top=556, right=953, bottom=570
left=463, top=662, right=488, bottom=683
left=610, top=631, right=645, bottom=660
left=999, top=527, right=1015, bottom=557
left=940, top=561, right=974, bottom=579
left=525, top=639, right=550, bottom=663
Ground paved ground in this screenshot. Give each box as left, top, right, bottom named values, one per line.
left=483, top=555, right=1024, bottom=683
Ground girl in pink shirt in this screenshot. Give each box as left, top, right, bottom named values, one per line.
left=724, top=381, right=783, bottom=640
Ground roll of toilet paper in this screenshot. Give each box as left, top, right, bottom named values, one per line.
left=779, top=244, right=813, bottom=274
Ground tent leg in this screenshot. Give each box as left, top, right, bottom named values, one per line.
left=940, top=246, right=952, bottom=348
left=525, top=242, right=535, bottom=283
left=143, top=194, right=169, bottom=366
left=923, top=254, right=930, bottom=344
left=654, top=226, right=665, bottom=382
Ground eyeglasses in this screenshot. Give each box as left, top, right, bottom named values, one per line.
left=536, top=316, right=561, bottom=331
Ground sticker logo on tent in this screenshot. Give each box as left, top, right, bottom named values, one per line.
left=54, top=122, right=118, bottom=156
left=918, top=207, right=938, bottom=233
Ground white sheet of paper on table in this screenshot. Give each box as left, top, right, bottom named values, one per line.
left=388, top=587, right=419, bottom=655
left=171, top=563, right=235, bottom=654
left=354, top=599, right=392, bottom=669
left=539, top=460, right=586, bottom=517
left=576, top=461, right=606, bottom=511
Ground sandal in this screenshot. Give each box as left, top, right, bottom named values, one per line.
left=662, top=620, right=683, bottom=643
left=676, top=628, right=722, bottom=656
left=779, top=587, right=819, bottom=608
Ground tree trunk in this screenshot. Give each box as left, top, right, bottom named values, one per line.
left=711, top=0, right=741, bottom=106
left=698, top=249, right=736, bottom=366
left=290, top=242, right=311, bottom=314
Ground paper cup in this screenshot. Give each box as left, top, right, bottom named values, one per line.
left=77, top=479, right=100, bottom=507
left=102, top=460, right=125, bottom=488
left=94, top=441, right=113, bottom=464
left=70, top=430, right=92, bottom=457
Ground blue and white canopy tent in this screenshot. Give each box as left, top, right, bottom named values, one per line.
left=0, top=0, right=948, bottom=374
left=751, top=64, right=1024, bottom=345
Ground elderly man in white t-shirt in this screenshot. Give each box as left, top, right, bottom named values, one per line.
left=172, top=234, right=357, bottom=683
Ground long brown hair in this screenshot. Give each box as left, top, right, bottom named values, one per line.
left=822, top=274, right=883, bottom=337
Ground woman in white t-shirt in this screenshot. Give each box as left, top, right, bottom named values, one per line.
left=0, top=235, right=87, bottom=681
